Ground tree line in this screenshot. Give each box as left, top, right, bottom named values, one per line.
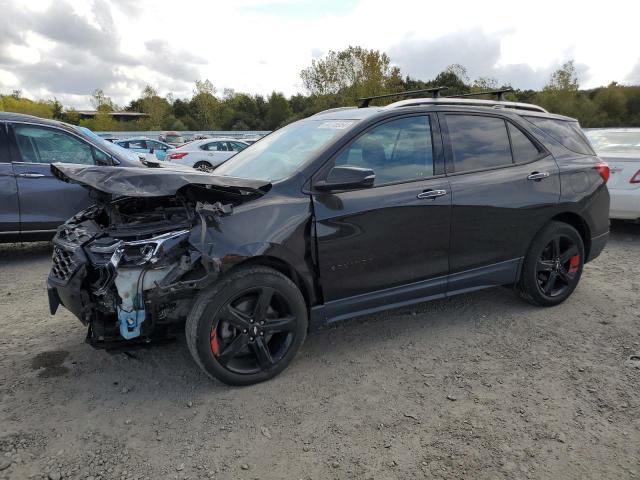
left=1, top=46, right=639, bottom=130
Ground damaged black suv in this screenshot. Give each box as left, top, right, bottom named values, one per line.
left=47, top=92, right=610, bottom=385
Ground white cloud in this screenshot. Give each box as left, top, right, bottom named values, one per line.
left=0, top=0, right=638, bottom=108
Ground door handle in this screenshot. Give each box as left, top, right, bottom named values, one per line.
left=417, top=189, right=447, bottom=200
left=17, top=172, right=46, bottom=178
left=527, top=171, right=550, bottom=181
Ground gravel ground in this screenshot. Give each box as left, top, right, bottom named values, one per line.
left=0, top=221, right=639, bottom=480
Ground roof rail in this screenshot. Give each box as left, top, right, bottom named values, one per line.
left=358, top=87, right=448, bottom=108
left=447, top=88, right=514, bottom=101
left=384, top=97, right=548, bottom=113
left=311, top=107, right=356, bottom=116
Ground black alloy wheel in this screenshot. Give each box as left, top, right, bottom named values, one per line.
left=535, top=234, right=581, bottom=297
left=519, top=221, right=585, bottom=307
left=186, top=266, right=307, bottom=385
left=210, top=287, right=297, bottom=374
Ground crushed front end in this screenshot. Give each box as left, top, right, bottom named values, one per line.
left=46, top=164, right=270, bottom=348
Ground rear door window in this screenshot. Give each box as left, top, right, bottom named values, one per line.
left=230, top=141, right=248, bottom=151
left=445, top=115, right=513, bottom=172
left=524, top=116, right=594, bottom=155
left=12, top=124, right=96, bottom=165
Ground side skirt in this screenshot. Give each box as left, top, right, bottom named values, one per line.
left=309, top=257, right=523, bottom=331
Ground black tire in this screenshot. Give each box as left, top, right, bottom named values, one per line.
left=193, top=161, right=213, bottom=172
left=185, top=266, right=308, bottom=385
left=519, top=221, right=585, bottom=307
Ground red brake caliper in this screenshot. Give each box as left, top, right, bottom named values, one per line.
left=210, top=329, right=220, bottom=356
left=569, top=255, right=580, bottom=274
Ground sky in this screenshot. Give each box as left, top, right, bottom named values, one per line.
left=0, top=0, right=639, bottom=109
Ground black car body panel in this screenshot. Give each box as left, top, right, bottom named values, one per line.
left=46, top=102, right=610, bottom=349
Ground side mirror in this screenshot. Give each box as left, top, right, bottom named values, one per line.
left=315, top=165, right=375, bottom=191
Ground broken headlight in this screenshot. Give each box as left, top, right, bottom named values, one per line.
left=88, top=229, right=191, bottom=267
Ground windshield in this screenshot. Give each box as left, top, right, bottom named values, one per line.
left=166, top=135, right=184, bottom=143
left=585, top=130, right=640, bottom=154
left=214, top=119, right=355, bottom=181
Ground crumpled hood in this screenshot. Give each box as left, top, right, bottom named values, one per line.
left=51, top=163, right=271, bottom=197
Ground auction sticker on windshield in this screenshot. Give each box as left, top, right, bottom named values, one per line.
left=318, top=121, right=355, bottom=129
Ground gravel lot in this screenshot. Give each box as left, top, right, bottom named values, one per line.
left=0, top=222, right=639, bottom=480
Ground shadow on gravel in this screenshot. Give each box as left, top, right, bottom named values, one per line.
left=609, top=219, right=640, bottom=240
left=0, top=241, right=51, bottom=264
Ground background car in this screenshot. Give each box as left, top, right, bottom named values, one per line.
left=585, top=128, right=640, bottom=221
left=160, top=131, right=186, bottom=147
left=115, top=137, right=173, bottom=160
left=79, top=127, right=144, bottom=163
left=166, top=138, right=249, bottom=171
left=0, top=112, right=141, bottom=242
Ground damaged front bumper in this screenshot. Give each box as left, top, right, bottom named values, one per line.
left=47, top=225, right=205, bottom=346
left=46, top=163, right=270, bottom=347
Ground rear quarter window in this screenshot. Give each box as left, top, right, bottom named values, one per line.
left=507, top=123, right=543, bottom=163
left=525, top=116, right=594, bottom=156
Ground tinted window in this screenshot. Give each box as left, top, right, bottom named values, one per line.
left=147, top=141, right=167, bottom=150
left=128, top=140, right=146, bottom=149
left=446, top=115, right=512, bottom=172
left=93, top=148, right=111, bottom=165
left=334, top=116, right=434, bottom=185
left=508, top=123, right=542, bottom=163
left=525, top=117, right=594, bottom=155
left=13, top=125, right=95, bottom=165
left=231, top=141, right=248, bottom=151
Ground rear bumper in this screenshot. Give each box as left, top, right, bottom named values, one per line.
left=587, top=231, right=609, bottom=263
left=609, top=189, right=640, bottom=220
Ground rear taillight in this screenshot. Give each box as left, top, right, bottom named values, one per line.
left=594, top=162, right=610, bottom=183
left=168, top=152, right=188, bottom=160
left=630, top=169, right=640, bottom=184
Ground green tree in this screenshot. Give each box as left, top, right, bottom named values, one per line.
left=0, top=95, right=55, bottom=118
left=91, top=89, right=117, bottom=112
left=190, top=79, right=220, bottom=129
left=138, top=85, right=171, bottom=129
left=79, top=112, right=121, bottom=131
left=265, top=92, right=292, bottom=129
left=534, top=60, right=596, bottom=120
left=62, top=108, right=80, bottom=125
left=300, top=46, right=403, bottom=106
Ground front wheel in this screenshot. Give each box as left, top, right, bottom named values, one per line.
left=185, top=266, right=308, bottom=385
left=519, top=221, right=585, bottom=307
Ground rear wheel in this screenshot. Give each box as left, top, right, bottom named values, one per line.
left=519, top=221, right=585, bottom=306
left=193, top=161, right=213, bottom=172
left=186, top=266, right=307, bottom=385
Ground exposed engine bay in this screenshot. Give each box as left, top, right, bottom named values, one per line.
left=47, top=164, right=271, bottom=347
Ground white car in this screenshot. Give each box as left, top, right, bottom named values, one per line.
left=586, top=128, right=640, bottom=221
left=166, top=138, right=250, bottom=171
